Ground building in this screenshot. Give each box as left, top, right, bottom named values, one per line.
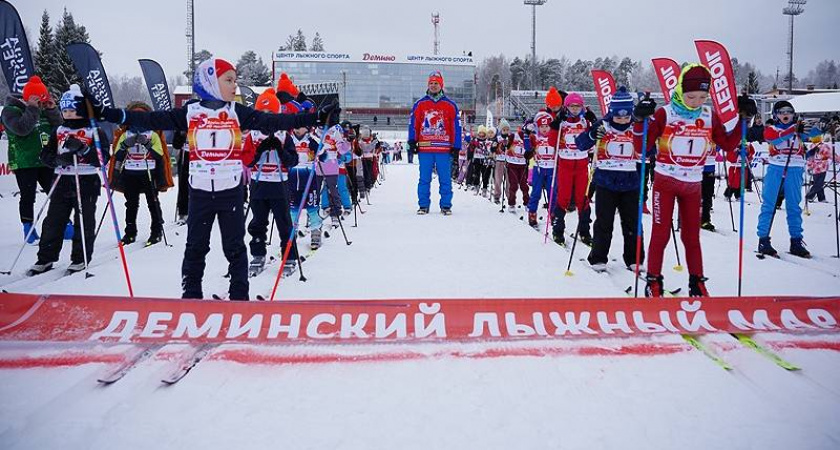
left=271, top=51, right=476, bottom=116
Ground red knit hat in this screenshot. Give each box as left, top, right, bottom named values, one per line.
left=276, top=73, right=299, bottom=97
left=545, top=86, right=563, bottom=109
left=682, top=65, right=711, bottom=93
left=428, top=70, right=444, bottom=89
left=22, top=75, right=50, bottom=102
left=255, top=87, right=281, bottom=113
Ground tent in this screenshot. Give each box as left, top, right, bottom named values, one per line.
left=787, top=92, right=840, bottom=114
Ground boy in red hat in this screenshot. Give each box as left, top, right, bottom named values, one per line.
left=2, top=75, right=63, bottom=244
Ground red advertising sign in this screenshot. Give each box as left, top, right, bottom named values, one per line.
left=695, top=40, right=739, bottom=132
left=651, top=57, right=681, bottom=104
left=591, top=70, right=617, bottom=116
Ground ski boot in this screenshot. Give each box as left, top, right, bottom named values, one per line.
left=66, top=261, right=86, bottom=275
left=700, top=221, right=716, bottom=232
left=63, top=222, right=74, bottom=240
left=644, top=274, right=664, bottom=298
left=441, top=207, right=452, bottom=216
left=552, top=232, right=565, bottom=246
left=145, top=229, right=163, bottom=247
left=508, top=205, right=517, bottom=214
left=330, top=216, right=341, bottom=229
left=417, top=207, right=430, bottom=215
left=26, top=261, right=53, bottom=277
left=688, top=274, right=710, bottom=297
left=343, top=208, right=352, bottom=216
left=248, top=256, right=266, bottom=277
left=310, top=229, right=322, bottom=250
left=22, top=222, right=39, bottom=245
left=528, top=212, right=538, bottom=228
left=589, top=260, right=608, bottom=273
left=757, top=236, right=778, bottom=258
left=789, top=237, right=811, bottom=259
left=480, top=188, right=487, bottom=197
left=282, top=260, right=297, bottom=277
left=120, top=234, right=136, bottom=245
left=578, top=231, right=593, bottom=247
left=493, top=197, right=500, bottom=205
left=176, top=214, right=188, bottom=226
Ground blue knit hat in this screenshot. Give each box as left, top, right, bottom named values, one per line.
left=609, top=87, right=634, bottom=117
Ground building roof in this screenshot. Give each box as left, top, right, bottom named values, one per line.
left=787, top=92, right=840, bottom=113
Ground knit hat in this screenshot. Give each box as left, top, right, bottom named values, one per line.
left=22, top=75, right=50, bottom=102
left=499, top=118, right=511, bottom=131
left=193, top=58, right=236, bottom=101
left=545, top=86, right=563, bottom=109
left=564, top=93, right=584, bottom=107
left=126, top=101, right=152, bottom=112
left=255, top=87, right=281, bottom=113
left=487, top=126, right=497, bottom=139
left=534, top=111, right=553, bottom=127
left=428, top=70, right=444, bottom=89
left=275, top=73, right=300, bottom=97
left=609, top=87, right=634, bottom=117
left=477, top=125, right=487, bottom=136
left=681, top=65, right=711, bottom=93
left=59, top=84, right=84, bottom=111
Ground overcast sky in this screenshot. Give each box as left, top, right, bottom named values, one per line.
left=16, top=0, right=840, bottom=83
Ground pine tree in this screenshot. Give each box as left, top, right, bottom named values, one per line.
left=34, top=10, right=60, bottom=95
left=52, top=8, right=91, bottom=92
left=184, top=49, right=213, bottom=77
left=311, top=32, right=325, bottom=52
left=744, top=71, right=760, bottom=94
left=236, top=51, right=271, bottom=86
left=293, top=29, right=307, bottom=51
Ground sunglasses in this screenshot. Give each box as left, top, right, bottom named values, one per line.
left=776, top=107, right=795, bottom=115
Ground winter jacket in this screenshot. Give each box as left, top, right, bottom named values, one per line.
left=576, top=118, right=639, bottom=192
left=807, top=142, right=840, bottom=175
left=2, top=95, right=62, bottom=170
left=407, top=91, right=461, bottom=153
left=40, top=119, right=110, bottom=198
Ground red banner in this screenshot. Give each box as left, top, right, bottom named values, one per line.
left=0, top=293, right=837, bottom=344
left=651, top=58, right=681, bottom=104
left=695, top=40, right=739, bottom=132
left=591, top=70, right=617, bottom=116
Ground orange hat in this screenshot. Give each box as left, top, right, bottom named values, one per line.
left=255, top=87, right=281, bottom=113
left=22, top=75, right=50, bottom=102
left=545, top=86, right=563, bottom=109
left=276, top=73, right=299, bottom=97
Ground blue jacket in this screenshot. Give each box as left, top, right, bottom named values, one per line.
left=576, top=117, right=639, bottom=192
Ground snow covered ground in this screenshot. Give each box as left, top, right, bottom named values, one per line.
left=0, top=162, right=838, bottom=449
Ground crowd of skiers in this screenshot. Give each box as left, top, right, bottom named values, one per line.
left=1, top=60, right=411, bottom=301
left=450, top=65, right=840, bottom=297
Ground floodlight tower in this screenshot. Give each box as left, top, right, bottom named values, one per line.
left=432, top=13, right=441, bottom=55
left=524, top=0, right=548, bottom=89
left=186, top=0, right=195, bottom=93
left=782, top=0, right=806, bottom=92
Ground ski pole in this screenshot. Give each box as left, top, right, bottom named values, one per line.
left=721, top=156, right=737, bottom=232
left=72, top=155, right=93, bottom=279
left=85, top=101, right=134, bottom=296
left=267, top=213, right=275, bottom=245
left=144, top=144, right=171, bottom=247
left=633, top=114, right=650, bottom=298
left=93, top=195, right=111, bottom=240
left=543, top=131, right=562, bottom=244
left=564, top=230, right=579, bottom=277
left=831, top=124, right=839, bottom=258
left=1, top=174, right=61, bottom=275
left=270, top=122, right=331, bottom=301
left=671, top=220, right=683, bottom=272
left=737, top=118, right=748, bottom=297
left=499, top=164, right=507, bottom=213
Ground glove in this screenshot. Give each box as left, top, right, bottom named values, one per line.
left=634, top=95, right=657, bottom=120
left=584, top=107, right=598, bottom=124
left=408, top=141, right=418, bottom=153
left=80, top=91, right=106, bottom=120
left=63, top=136, right=86, bottom=154
left=591, top=124, right=606, bottom=141
left=737, top=94, right=757, bottom=119
left=797, top=121, right=818, bottom=136
left=256, top=135, right=282, bottom=154
left=317, top=99, right=341, bottom=127
left=55, top=153, right=75, bottom=168
left=122, top=133, right=138, bottom=148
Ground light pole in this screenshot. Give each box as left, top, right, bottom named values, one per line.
left=782, top=0, right=806, bottom=93
left=524, top=0, right=548, bottom=90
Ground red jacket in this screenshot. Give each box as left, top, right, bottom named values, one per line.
left=408, top=94, right=462, bottom=153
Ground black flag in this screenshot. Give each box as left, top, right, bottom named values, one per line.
left=0, top=0, right=34, bottom=94
left=67, top=42, right=114, bottom=108
left=239, top=84, right=256, bottom=108
left=138, top=59, right=172, bottom=111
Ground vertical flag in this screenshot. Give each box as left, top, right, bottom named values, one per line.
left=651, top=58, right=681, bottom=104
left=0, top=0, right=34, bottom=94
left=695, top=40, right=739, bottom=132
left=591, top=69, right=617, bottom=116
left=239, top=84, right=256, bottom=108
left=138, top=59, right=172, bottom=111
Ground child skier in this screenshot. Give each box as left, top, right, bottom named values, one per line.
left=316, top=124, right=352, bottom=229
left=92, top=58, right=336, bottom=300
left=503, top=123, right=531, bottom=211
left=243, top=88, right=299, bottom=277
left=468, top=126, right=493, bottom=196
left=806, top=135, right=839, bottom=203
left=492, top=120, right=511, bottom=203
left=357, top=125, right=379, bottom=192
left=28, top=84, right=110, bottom=276
left=576, top=87, right=644, bottom=271
left=109, top=101, right=173, bottom=246
left=527, top=111, right=558, bottom=228
left=756, top=101, right=822, bottom=258
left=552, top=93, right=593, bottom=246
left=288, top=124, right=324, bottom=254
left=634, top=65, right=753, bottom=297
